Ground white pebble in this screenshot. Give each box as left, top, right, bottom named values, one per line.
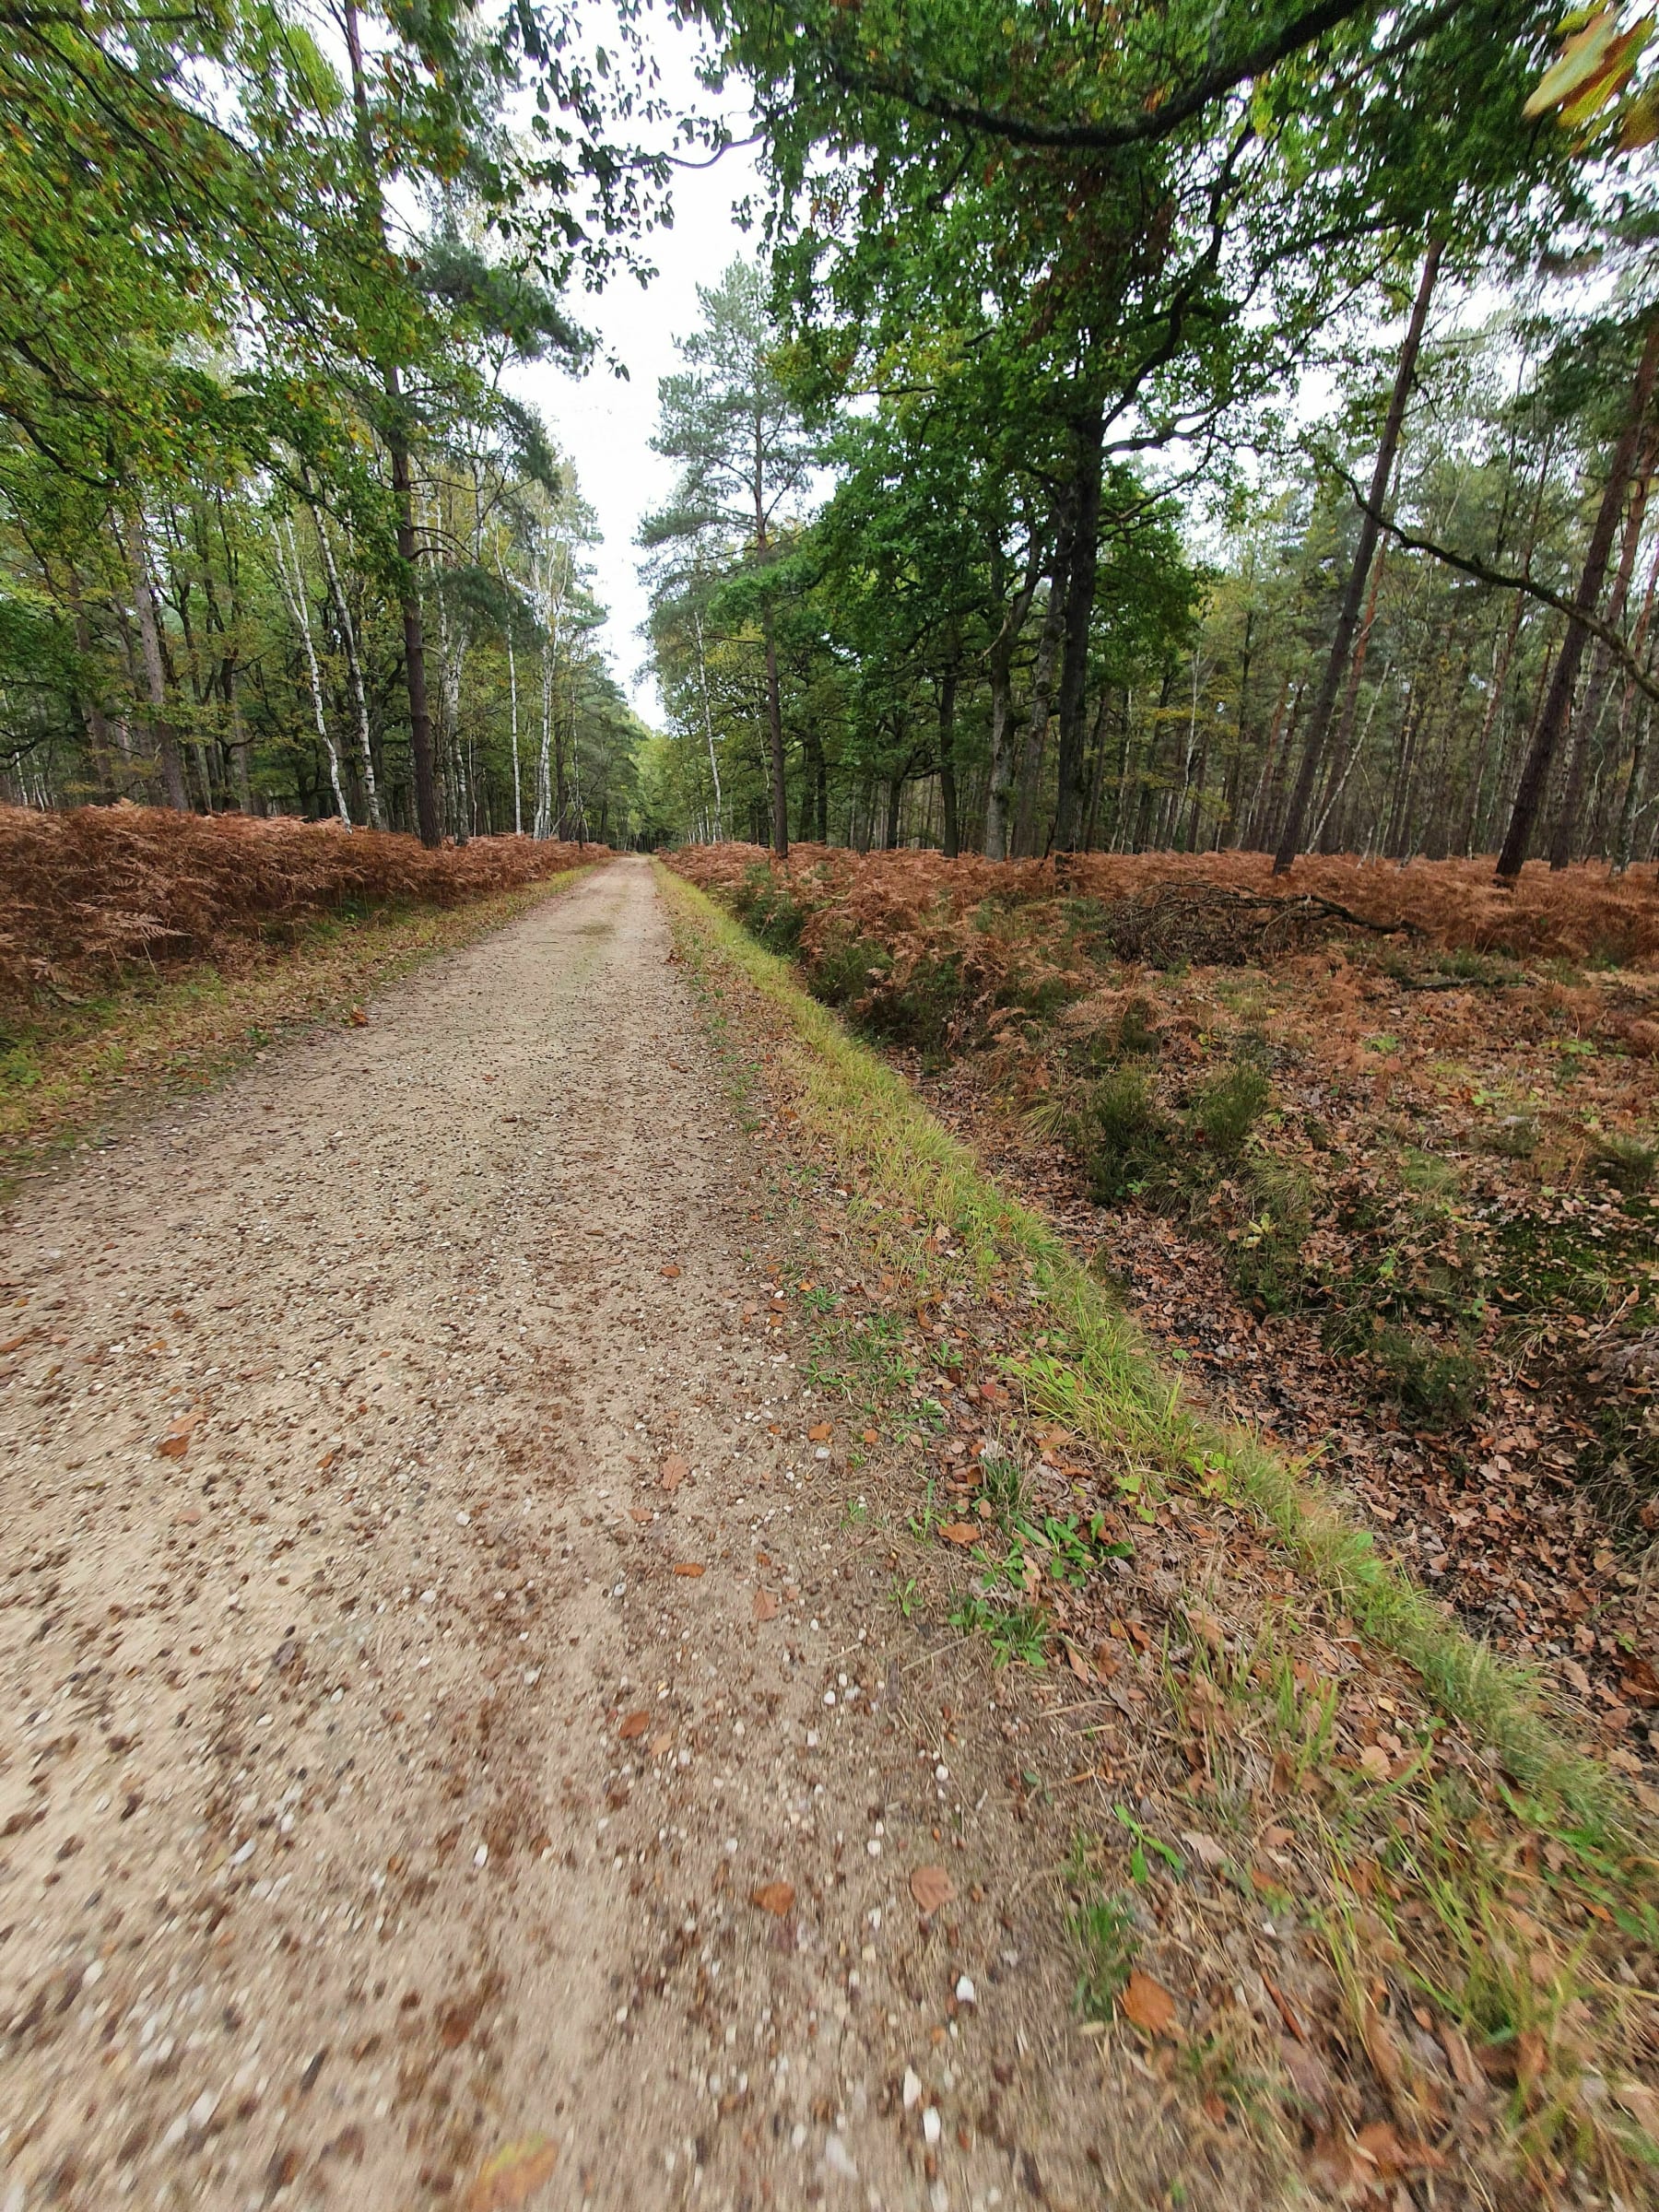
left=923, top=2105, right=942, bottom=2146
left=955, top=1974, right=977, bottom=2006
left=902, top=2067, right=923, bottom=2111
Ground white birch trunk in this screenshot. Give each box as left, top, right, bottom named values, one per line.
left=276, top=515, right=350, bottom=827
left=312, top=507, right=382, bottom=829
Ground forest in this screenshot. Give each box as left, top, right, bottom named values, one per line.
left=642, top=6, right=1659, bottom=878
left=1, top=0, right=656, bottom=843
left=10, top=2, right=1659, bottom=882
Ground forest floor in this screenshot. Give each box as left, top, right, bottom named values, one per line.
left=2, top=857, right=1656, bottom=2212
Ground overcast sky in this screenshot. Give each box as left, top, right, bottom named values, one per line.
left=511, top=25, right=762, bottom=724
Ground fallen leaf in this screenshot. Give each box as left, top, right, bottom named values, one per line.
left=1358, top=1743, right=1392, bottom=1781
left=1361, top=1997, right=1406, bottom=2097
left=661, top=1453, right=688, bottom=1492
left=1186, top=1609, right=1226, bottom=1654
left=1181, top=1830, right=1228, bottom=1872
left=438, top=1991, right=487, bottom=2048
left=673, top=1562, right=704, bottom=1578
left=660, top=1264, right=681, bottom=1279
left=629, top=1508, right=652, bottom=1524
left=910, top=1865, right=956, bottom=1913
left=1612, top=2077, right=1659, bottom=2133
left=649, top=1731, right=673, bottom=1757
left=1118, top=1971, right=1176, bottom=2036
left=465, top=2135, right=559, bottom=2211
left=618, top=1711, right=650, bottom=1740
left=753, top=1588, right=780, bottom=1623
left=157, top=1410, right=202, bottom=1459
left=807, top=1421, right=832, bottom=1441
left=1440, top=2023, right=1479, bottom=2088
left=939, top=1524, right=980, bottom=1546
left=1354, top=2122, right=1446, bottom=2175
left=862, top=1430, right=877, bottom=1444
left=751, top=1880, right=794, bottom=1916
left=317, top=1447, right=338, bottom=1473
left=347, top=1006, right=369, bottom=1029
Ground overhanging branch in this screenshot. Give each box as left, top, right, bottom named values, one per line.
left=1331, top=460, right=1659, bottom=712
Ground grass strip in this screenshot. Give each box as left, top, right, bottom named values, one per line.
left=2, top=865, right=599, bottom=1191
left=659, top=865, right=1625, bottom=1831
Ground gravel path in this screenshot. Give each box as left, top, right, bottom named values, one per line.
left=0, top=861, right=1155, bottom=2212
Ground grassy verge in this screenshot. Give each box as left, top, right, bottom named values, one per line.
left=1, top=865, right=598, bottom=1190
left=659, top=868, right=1608, bottom=1814
left=661, top=863, right=1659, bottom=2200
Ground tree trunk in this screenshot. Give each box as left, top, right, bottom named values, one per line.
left=1549, top=420, right=1659, bottom=867
left=761, top=605, right=788, bottom=855
left=342, top=0, right=436, bottom=845
left=1014, top=514, right=1074, bottom=857
left=1613, top=532, right=1659, bottom=868
left=314, top=504, right=383, bottom=830
left=937, top=664, right=959, bottom=857
left=693, top=607, right=722, bottom=841
left=1052, top=404, right=1105, bottom=851
left=1500, top=315, right=1659, bottom=878
left=276, top=515, right=351, bottom=827
left=982, top=532, right=1042, bottom=861
left=123, top=513, right=187, bottom=809
left=1275, top=235, right=1443, bottom=874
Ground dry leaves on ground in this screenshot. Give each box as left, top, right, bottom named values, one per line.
left=465, top=2136, right=559, bottom=2212
left=910, top=1865, right=957, bottom=1913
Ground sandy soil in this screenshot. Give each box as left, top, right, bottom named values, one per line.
left=0, top=861, right=1218, bottom=2212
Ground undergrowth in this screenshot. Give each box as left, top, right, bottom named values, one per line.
left=662, top=860, right=1659, bottom=2201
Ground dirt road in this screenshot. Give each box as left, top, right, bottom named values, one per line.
left=0, top=860, right=1181, bottom=2212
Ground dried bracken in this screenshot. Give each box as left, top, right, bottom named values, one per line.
left=0, top=805, right=598, bottom=1010
left=667, top=846, right=1659, bottom=1054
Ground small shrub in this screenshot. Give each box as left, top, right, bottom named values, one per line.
left=1371, top=1324, right=1483, bottom=1427
left=1189, top=1061, right=1272, bottom=1159
left=867, top=953, right=964, bottom=1058
left=1083, top=1066, right=1173, bottom=1202
left=1487, top=1114, right=1538, bottom=1160
left=810, top=928, right=889, bottom=1007
left=1226, top=1159, right=1316, bottom=1312
left=1116, top=994, right=1162, bottom=1057
left=1590, top=1133, right=1655, bottom=1194
left=733, top=864, right=806, bottom=954
left=1069, top=1888, right=1141, bottom=2021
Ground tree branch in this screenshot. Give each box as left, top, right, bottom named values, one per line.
left=1330, top=460, right=1659, bottom=712
left=819, top=0, right=1457, bottom=155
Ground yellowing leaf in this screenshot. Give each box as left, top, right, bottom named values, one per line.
left=465, top=2135, right=559, bottom=2212
left=1118, top=1970, right=1177, bottom=2035
left=1525, top=6, right=1622, bottom=116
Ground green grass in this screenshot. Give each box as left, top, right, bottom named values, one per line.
left=657, top=864, right=1626, bottom=1832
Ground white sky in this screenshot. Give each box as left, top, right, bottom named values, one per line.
left=512, top=22, right=762, bottom=724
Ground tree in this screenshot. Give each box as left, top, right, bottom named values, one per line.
left=642, top=263, right=818, bottom=856
left=1274, top=237, right=1444, bottom=873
